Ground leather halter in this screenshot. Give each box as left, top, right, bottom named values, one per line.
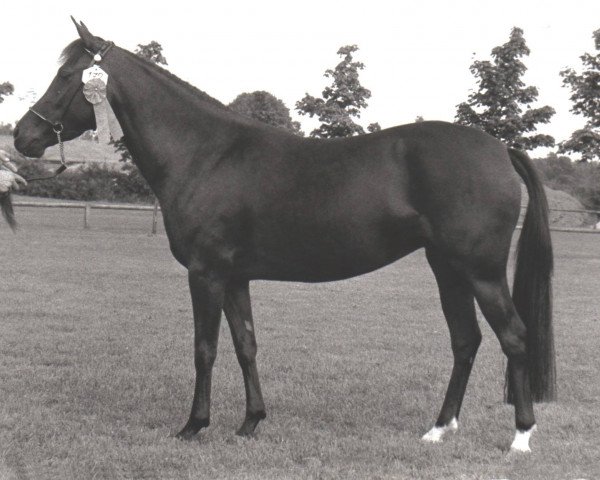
left=25, top=41, right=114, bottom=181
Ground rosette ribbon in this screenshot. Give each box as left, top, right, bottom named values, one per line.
left=82, top=78, right=123, bottom=143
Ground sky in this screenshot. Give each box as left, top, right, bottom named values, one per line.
left=1, top=0, right=599, bottom=154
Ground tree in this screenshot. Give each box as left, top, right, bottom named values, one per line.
left=229, top=91, right=303, bottom=135
left=559, top=29, right=600, bottom=162
left=0, top=82, right=14, bottom=104
left=0, top=82, right=15, bottom=134
left=296, top=45, right=380, bottom=138
left=455, top=27, right=555, bottom=151
left=134, top=41, right=168, bottom=66
left=558, top=129, right=600, bottom=162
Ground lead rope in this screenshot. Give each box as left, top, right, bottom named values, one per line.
left=24, top=123, right=67, bottom=182
left=56, top=127, right=66, bottom=168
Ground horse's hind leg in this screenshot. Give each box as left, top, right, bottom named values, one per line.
left=470, top=276, right=536, bottom=452
left=422, top=248, right=482, bottom=443
left=223, top=280, right=267, bottom=436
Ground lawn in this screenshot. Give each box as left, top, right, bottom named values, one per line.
left=0, top=206, right=598, bottom=479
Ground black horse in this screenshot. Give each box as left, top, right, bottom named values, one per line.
left=13, top=20, right=555, bottom=452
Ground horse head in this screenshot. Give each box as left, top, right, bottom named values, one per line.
left=13, top=18, right=108, bottom=158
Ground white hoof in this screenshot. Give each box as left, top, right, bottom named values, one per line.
left=509, top=425, right=537, bottom=453
left=422, top=418, right=458, bottom=443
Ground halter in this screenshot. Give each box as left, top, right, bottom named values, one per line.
left=26, top=41, right=114, bottom=182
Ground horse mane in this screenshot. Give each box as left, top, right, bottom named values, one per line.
left=59, top=39, right=87, bottom=66
left=123, top=49, right=228, bottom=111
left=59, top=39, right=228, bottom=111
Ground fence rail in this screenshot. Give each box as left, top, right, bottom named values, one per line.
left=520, top=205, right=600, bottom=216
left=11, top=200, right=600, bottom=235
left=13, top=200, right=161, bottom=233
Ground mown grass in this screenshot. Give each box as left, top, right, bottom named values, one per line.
left=0, top=206, right=598, bottom=479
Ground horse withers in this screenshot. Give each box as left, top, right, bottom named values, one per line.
left=13, top=19, right=555, bottom=452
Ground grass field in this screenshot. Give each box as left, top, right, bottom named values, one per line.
left=0, top=206, right=598, bottom=479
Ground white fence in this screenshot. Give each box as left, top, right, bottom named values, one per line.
left=11, top=200, right=600, bottom=235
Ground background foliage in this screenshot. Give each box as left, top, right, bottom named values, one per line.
left=13, top=157, right=154, bottom=203
left=534, top=153, right=600, bottom=209
left=296, top=45, right=380, bottom=138
left=559, top=29, right=600, bottom=161
left=455, top=28, right=555, bottom=150
left=229, top=91, right=303, bottom=135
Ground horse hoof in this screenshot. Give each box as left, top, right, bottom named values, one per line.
left=175, top=428, right=197, bottom=441
left=235, top=411, right=266, bottom=437
left=235, top=427, right=257, bottom=438
left=509, top=424, right=536, bottom=453
left=235, top=421, right=257, bottom=437
left=175, top=418, right=209, bottom=440
left=422, top=418, right=458, bottom=443
left=509, top=444, right=531, bottom=454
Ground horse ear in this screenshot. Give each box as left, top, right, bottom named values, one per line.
left=70, top=16, right=104, bottom=51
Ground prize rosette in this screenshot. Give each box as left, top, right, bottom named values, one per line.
left=83, top=78, right=107, bottom=105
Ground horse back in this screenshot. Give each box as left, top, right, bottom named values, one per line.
left=162, top=121, right=520, bottom=280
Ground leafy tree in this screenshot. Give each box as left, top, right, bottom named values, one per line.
left=135, top=41, right=168, bottom=66
left=229, top=91, right=303, bottom=135
left=0, top=82, right=14, bottom=104
left=0, top=82, right=15, bottom=135
left=296, top=45, right=380, bottom=138
left=558, top=129, right=600, bottom=162
left=455, top=27, right=555, bottom=151
left=559, top=29, right=600, bottom=161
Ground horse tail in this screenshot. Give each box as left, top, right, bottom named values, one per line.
left=506, top=147, right=556, bottom=403
left=1, top=193, right=17, bottom=232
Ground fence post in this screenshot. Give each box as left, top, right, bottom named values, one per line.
left=151, top=199, right=159, bottom=235
left=84, top=204, right=91, bottom=229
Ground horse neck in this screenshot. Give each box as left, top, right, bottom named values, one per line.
left=106, top=50, right=238, bottom=195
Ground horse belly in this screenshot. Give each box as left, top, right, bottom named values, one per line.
left=244, top=211, right=425, bottom=282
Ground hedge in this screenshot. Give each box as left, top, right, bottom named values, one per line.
left=14, top=157, right=154, bottom=204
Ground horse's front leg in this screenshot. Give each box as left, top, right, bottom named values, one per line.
left=176, top=265, right=225, bottom=440
left=223, top=279, right=267, bottom=436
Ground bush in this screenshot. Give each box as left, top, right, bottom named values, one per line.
left=114, top=162, right=153, bottom=200
left=14, top=159, right=154, bottom=204
left=571, top=163, right=600, bottom=210
left=0, top=122, right=14, bottom=135
left=534, top=153, right=600, bottom=210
